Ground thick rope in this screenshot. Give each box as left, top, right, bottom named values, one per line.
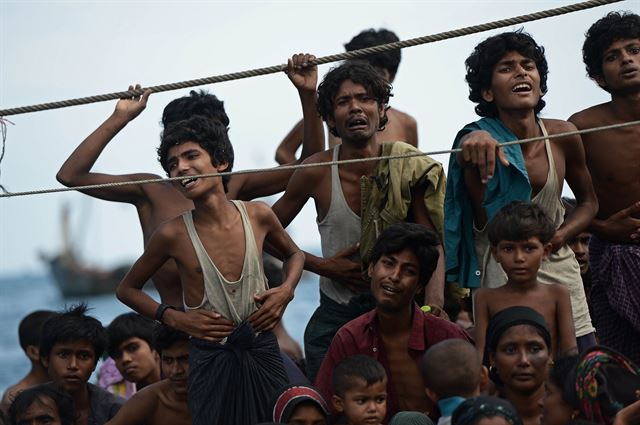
left=0, top=0, right=622, bottom=117
left=1, top=119, right=638, bottom=199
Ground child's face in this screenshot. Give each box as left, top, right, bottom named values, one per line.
left=42, top=340, right=97, bottom=394
left=288, top=401, right=327, bottom=425
left=492, top=237, right=550, bottom=283
left=112, top=336, right=159, bottom=385
left=333, top=378, right=387, bottom=425
left=567, top=232, right=590, bottom=275
left=15, top=395, right=62, bottom=425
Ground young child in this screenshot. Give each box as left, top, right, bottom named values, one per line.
left=116, top=114, right=305, bottom=425
left=421, top=339, right=487, bottom=425
left=7, top=384, right=75, bottom=425
left=331, top=355, right=388, bottom=425
left=474, top=202, right=577, bottom=359
left=271, top=384, right=330, bottom=424
left=39, top=304, right=124, bottom=425
left=105, top=313, right=160, bottom=392
left=1, top=310, right=56, bottom=413
left=104, top=324, right=192, bottom=425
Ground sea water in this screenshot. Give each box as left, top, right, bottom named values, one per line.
left=0, top=272, right=319, bottom=393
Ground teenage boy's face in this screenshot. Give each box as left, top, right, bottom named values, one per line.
left=42, top=340, right=97, bottom=394
left=333, top=378, right=387, bottom=425
left=482, top=51, right=543, bottom=114
left=15, top=396, right=63, bottom=425
left=327, top=80, right=384, bottom=144
left=112, top=337, right=158, bottom=385
left=161, top=341, right=190, bottom=395
left=369, top=248, right=422, bottom=313
left=567, top=232, right=590, bottom=275
left=167, top=141, right=227, bottom=198
left=597, top=38, right=640, bottom=93
left=491, top=237, right=550, bottom=283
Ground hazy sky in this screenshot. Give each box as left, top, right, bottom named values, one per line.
left=0, top=0, right=635, bottom=275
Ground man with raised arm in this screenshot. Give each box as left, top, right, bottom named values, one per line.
left=444, top=31, right=598, bottom=350
left=56, top=55, right=323, bottom=358
left=569, top=12, right=640, bottom=364
left=275, top=28, right=418, bottom=165
left=272, top=60, right=446, bottom=381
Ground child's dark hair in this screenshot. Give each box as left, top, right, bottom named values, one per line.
left=18, top=310, right=57, bottom=352
left=583, top=12, right=640, bottom=88
left=332, top=355, right=386, bottom=397
left=153, top=323, right=190, bottom=355
left=549, top=355, right=580, bottom=407
left=39, top=303, right=106, bottom=363
left=107, top=313, right=156, bottom=358
left=369, top=222, right=440, bottom=285
left=157, top=115, right=234, bottom=192
left=465, top=30, right=549, bottom=118
left=422, top=339, right=481, bottom=399
left=162, top=90, right=230, bottom=128
left=8, top=384, right=75, bottom=425
left=316, top=61, right=392, bottom=137
left=488, top=201, right=556, bottom=246
left=344, top=28, right=401, bottom=80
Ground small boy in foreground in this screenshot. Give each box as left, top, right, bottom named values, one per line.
left=39, top=304, right=124, bottom=425
left=106, top=313, right=160, bottom=392
left=1, top=310, right=57, bottom=413
left=332, top=355, right=388, bottom=425
left=473, top=202, right=577, bottom=359
left=421, top=339, right=487, bottom=425
left=104, top=324, right=191, bottom=425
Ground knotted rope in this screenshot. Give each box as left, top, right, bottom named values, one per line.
left=0, top=0, right=622, bottom=117
left=1, top=119, right=637, bottom=199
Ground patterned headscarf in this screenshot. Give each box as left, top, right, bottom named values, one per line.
left=566, top=346, right=640, bottom=425
left=451, top=396, right=523, bottom=425
left=272, top=384, right=330, bottom=424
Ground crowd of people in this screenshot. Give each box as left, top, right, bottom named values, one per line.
left=1, top=9, right=640, bottom=425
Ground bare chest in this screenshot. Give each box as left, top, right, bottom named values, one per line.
left=522, top=141, right=564, bottom=197
left=381, top=336, right=430, bottom=412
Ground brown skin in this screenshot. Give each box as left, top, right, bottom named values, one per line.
left=1, top=345, right=49, bottom=413
left=56, top=55, right=322, bottom=354
left=457, top=52, right=598, bottom=251
left=474, top=237, right=577, bottom=359
left=368, top=249, right=432, bottom=413
left=332, top=378, right=388, bottom=425
left=111, top=337, right=160, bottom=389
left=116, top=141, right=305, bottom=340
left=275, top=107, right=418, bottom=165
left=14, top=396, right=64, bottom=425
left=272, top=79, right=445, bottom=310
left=569, top=38, right=640, bottom=243
left=490, top=325, right=551, bottom=425
left=105, top=341, right=192, bottom=425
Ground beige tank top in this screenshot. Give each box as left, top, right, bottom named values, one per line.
left=473, top=120, right=594, bottom=337
left=182, top=200, right=268, bottom=324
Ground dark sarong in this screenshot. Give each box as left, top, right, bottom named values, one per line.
left=188, top=322, right=289, bottom=425
left=304, top=291, right=375, bottom=381
left=589, top=236, right=640, bottom=365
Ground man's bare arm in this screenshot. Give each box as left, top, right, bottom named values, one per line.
left=275, top=120, right=304, bottom=165
left=554, top=285, right=578, bottom=356
left=555, top=124, right=598, bottom=251
left=56, top=84, right=153, bottom=204
left=456, top=130, right=510, bottom=183
left=472, top=289, right=490, bottom=360
left=104, top=387, right=159, bottom=425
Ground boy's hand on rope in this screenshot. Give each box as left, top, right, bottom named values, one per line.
left=286, top=53, right=317, bottom=93
left=459, top=130, right=510, bottom=183
left=113, top=83, right=152, bottom=123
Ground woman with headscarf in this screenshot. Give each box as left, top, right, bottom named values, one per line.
left=541, top=346, right=640, bottom=425
left=452, top=395, right=523, bottom=425
left=485, top=306, right=552, bottom=425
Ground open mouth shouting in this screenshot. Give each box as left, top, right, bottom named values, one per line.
left=347, top=116, right=369, bottom=132
left=512, top=82, right=532, bottom=93
left=381, top=283, right=400, bottom=296
left=180, top=177, right=198, bottom=189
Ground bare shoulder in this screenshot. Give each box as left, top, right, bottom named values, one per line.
left=290, top=148, right=334, bottom=182
left=547, top=282, right=570, bottom=298
left=541, top=118, right=578, bottom=134
left=388, top=108, right=417, bottom=126
left=243, top=200, right=275, bottom=221
left=569, top=102, right=612, bottom=128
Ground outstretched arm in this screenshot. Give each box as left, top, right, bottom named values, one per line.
left=275, top=119, right=304, bottom=165
left=456, top=130, right=510, bottom=184
left=56, top=84, right=153, bottom=204
left=231, top=54, right=325, bottom=200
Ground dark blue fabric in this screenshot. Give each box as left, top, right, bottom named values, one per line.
left=188, top=322, right=289, bottom=425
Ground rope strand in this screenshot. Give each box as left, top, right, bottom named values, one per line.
left=0, top=0, right=622, bottom=117
left=2, top=119, right=638, bottom=199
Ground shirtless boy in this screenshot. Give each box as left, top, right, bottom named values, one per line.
left=1, top=310, right=56, bottom=413
left=273, top=61, right=446, bottom=381
left=444, top=31, right=598, bottom=350
left=116, top=112, right=304, bottom=424
left=569, top=11, right=640, bottom=364
left=473, top=202, right=577, bottom=359
left=56, top=55, right=321, bottom=357
left=104, top=325, right=191, bottom=425
left=275, top=28, right=418, bottom=165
